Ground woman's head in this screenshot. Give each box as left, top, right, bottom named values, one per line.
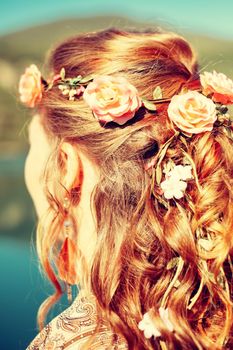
left=21, top=28, right=233, bottom=349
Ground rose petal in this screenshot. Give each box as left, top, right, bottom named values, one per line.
left=19, top=64, right=43, bottom=108
left=83, top=75, right=141, bottom=124
left=200, top=71, right=233, bottom=105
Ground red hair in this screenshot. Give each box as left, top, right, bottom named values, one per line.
left=34, top=28, right=233, bottom=349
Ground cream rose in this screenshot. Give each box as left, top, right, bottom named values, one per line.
left=200, top=70, right=233, bottom=105
left=167, top=91, right=217, bottom=134
left=83, top=75, right=142, bottom=125
left=19, top=64, right=43, bottom=108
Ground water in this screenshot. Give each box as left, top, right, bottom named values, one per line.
left=0, top=237, right=45, bottom=349
left=0, top=237, right=72, bottom=349
left=0, top=155, right=70, bottom=349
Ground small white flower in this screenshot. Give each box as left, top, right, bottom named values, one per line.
left=160, top=164, right=193, bottom=199
left=169, top=165, right=193, bottom=181
left=62, top=88, right=69, bottom=95
left=160, top=177, right=187, bottom=199
left=69, top=89, right=77, bottom=100
left=138, top=307, right=174, bottom=339
left=69, top=89, right=77, bottom=97
left=138, top=311, right=161, bottom=339
left=58, top=84, right=66, bottom=91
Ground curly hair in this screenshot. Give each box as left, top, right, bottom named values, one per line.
left=35, top=27, right=233, bottom=349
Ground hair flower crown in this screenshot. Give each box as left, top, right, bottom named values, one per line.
left=19, top=65, right=233, bottom=204
left=19, top=65, right=233, bottom=127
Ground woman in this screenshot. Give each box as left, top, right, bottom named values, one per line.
left=19, top=27, right=233, bottom=349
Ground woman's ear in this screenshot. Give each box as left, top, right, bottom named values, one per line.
left=59, top=142, right=82, bottom=191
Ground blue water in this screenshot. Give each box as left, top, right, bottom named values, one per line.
left=0, top=237, right=70, bottom=350
left=0, top=237, right=43, bottom=349
left=1, top=0, right=233, bottom=39
left=0, top=154, right=71, bottom=350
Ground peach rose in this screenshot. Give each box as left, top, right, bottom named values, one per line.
left=200, top=70, right=233, bottom=105
left=19, top=64, right=43, bottom=108
left=83, top=75, right=142, bottom=125
left=167, top=91, right=217, bottom=134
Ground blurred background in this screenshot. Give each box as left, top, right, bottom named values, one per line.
left=0, top=0, right=233, bottom=349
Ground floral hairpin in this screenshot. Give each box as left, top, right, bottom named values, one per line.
left=19, top=65, right=233, bottom=203
left=19, top=64, right=233, bottom=127
left=19, top=64, right=166, bottom=125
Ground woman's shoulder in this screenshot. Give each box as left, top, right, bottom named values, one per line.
left=26, top=292, right=128, bottom=349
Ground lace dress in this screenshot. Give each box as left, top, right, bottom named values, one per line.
left=26, top=292, right=128, bottom=349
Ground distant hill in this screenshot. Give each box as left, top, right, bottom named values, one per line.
left=0, top=15, right=232, bottom=155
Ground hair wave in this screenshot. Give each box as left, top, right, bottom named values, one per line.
left=35, top=27, right=233, bottom=349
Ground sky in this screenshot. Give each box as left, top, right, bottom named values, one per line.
left=1, top=0, right=233, bottom=39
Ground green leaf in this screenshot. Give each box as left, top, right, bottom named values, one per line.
left=70, top=77, right=82, bottom=84
left=80, top=75, right=94, bottom=83
left=166, top=257, right=180, bottom=270
left=142, top=99, right=157, bottom=111
left=152, top=86, right=163, bottom=100
left=157, top=141, right=171, bottom=165
left=155, top=165, right=162, bottom=185
left=47, top=82, right=54, bottom=91
left=157, top=132, right=179, bottom=166
left=60, top=68, right=66, bottom=80
left=216, top=105, right=228, bottom=114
